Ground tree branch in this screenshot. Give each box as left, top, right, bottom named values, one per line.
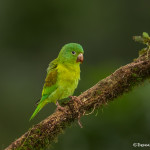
left=5, top=33, right=150, bottom=150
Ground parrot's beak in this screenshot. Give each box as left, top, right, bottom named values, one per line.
left=76, top=53, right=84, bottom=64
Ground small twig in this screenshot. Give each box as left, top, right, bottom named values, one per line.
left=20, top=128, right=32, bottom=148
left=84, top=103, right=97, bottom=116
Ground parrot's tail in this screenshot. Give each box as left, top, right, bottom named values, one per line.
left=30, top=101, right=47, bottom=121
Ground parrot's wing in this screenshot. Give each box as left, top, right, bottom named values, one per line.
left=30, top=58, right=58, bottom=120
left=41, top=58, right=58, bottom=102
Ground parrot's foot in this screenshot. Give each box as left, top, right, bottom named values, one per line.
left=69, top=96, right=83, bottom=105
left=56, top=101, right=67, bottom=113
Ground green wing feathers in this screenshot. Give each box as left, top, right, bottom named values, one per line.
left=30, top=59, right=58, bottom=120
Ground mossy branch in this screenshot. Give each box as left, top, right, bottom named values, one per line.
left=5, top=33, right=150, bottom=150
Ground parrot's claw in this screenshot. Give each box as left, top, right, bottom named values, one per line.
left=69, top=96, right=83, bottom=105
left=56, top=101, right=67, bottom=113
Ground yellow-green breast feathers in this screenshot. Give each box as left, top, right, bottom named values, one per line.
left=57, top=62, right=80, bottom=99
left=30, top=43, right=84, bottom=120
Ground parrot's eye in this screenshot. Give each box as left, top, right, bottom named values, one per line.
left=72, top=51, right=76, bottom=55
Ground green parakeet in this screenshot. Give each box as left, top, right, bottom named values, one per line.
left=30, top=43, right=84, bottom=120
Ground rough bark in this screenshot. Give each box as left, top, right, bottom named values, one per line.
left=5, top=33, right=150, bottom=150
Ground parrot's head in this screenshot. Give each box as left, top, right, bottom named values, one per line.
left=58, top=43, right=84, bottom=65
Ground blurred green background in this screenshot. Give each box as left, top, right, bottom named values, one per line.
left=1, top=0, right=150, bottom=150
